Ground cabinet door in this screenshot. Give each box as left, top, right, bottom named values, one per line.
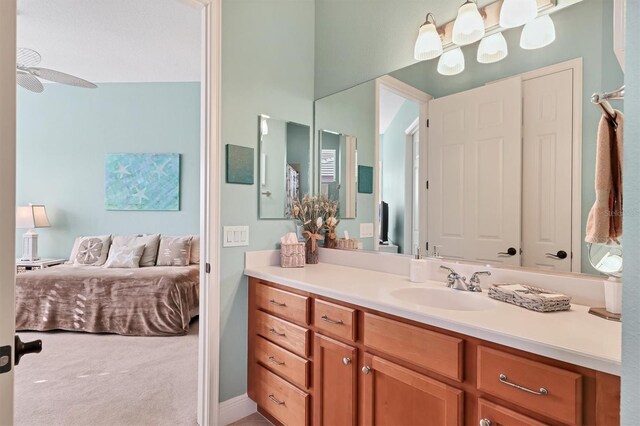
left=361, top=353, right=463, bottom=426
left=313, top=334, right=357, bottom=426
left=478, top=398, right=547, bottom=426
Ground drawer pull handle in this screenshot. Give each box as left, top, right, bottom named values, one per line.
left=499, top=374, right=548, bottom=396
left=268, top=394, right=285, bottom=406
left=268, top=355, right=285, bottom=366
left=269, top=299, right=287, bottom=307
left=321, top=314, right=344, bottom=325
left=268, top=328, right=286, bottom=337
left=479, top=419, right=492, bottom=426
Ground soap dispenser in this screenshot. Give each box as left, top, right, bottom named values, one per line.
left=409, top=249, right=427, bottom=283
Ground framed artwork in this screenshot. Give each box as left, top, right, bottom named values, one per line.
left=226, top=144, right=254, bottom=184
left=358, top=165, right=373, bottom=194
left=105, top=153, right=180, bottom=211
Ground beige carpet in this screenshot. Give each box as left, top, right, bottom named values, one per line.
left=15, top=320, right=199, bottom=426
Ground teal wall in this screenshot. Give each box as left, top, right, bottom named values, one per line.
left=381, top=99, right=419, bottom=254
left=622, top=1, right=640, bottom=423
left=315, top=80, right=375, bottom=249
left=220, top=0, right=315, bottom=401
left=16, top=82, right=200, bottom=259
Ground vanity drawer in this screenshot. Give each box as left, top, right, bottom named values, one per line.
left=255, top=364, right=309, bottom=426
left=256, top=310, right=310, bottom=358
left=477, top=346, right=582, bottom=425
left=255, top=336, right=310, bottom=390
left=256, top=282, right=309, bottom=325
left=313, top=299, right=357, bottom=342
left=478, top=398, right=548, bottom=426
left=363, top=313, right=463, bottom=382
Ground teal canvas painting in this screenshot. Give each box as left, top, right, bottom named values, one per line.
left=358, top=165, right=373, bottom=194
left=226, top=144, right=254, bottom=184
left=105, top=153, right=180, bottom=211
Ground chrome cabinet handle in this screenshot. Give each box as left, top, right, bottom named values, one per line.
left=268, top=356, right=285, bottom=366
left=269, top=299, right=287, bottom=307
left=545, top=250, right=568, bottom=260
left=362, top=366, right=371, bottom=375
left=268, top=328, right=286, bottom=337
left=499, top=374, right=548, bottom=396
left=321, top=314, right=344, bottom=325
left=498, top=247, right=518, bottom=256
left=268, top=394, right=285, bottom=405
left=343, top=357, right=351, bottom=366
left=479, top=418, right=492, bottom=426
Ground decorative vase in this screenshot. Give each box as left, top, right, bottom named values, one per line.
left=324, top=231, right=337, bottom=249
left=305, top=238, right=319, bottom=264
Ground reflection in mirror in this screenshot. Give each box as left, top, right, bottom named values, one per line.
left=313, top=0, right=625, bottom=276
left=258, top=115, right=311, bottom=219
left=588, top=243, right=623, bottom=278
left=318, top=130, right=357, bottom=219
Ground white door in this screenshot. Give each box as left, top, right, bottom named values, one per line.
left=428, top=77, right=522, bottom=265
left=0, top=1, right=17, bottom=422
left=521, top=70, right=573, bottom=271
left=411, top=130, right=420, bottom=255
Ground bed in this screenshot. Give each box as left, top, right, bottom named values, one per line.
left=15, top=264, right=200, bottom=336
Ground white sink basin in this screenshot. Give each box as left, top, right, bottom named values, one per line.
left=389, top=287, right=496, bottom=311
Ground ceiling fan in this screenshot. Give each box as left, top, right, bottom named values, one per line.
left=16, top=47, right=97, bottom=93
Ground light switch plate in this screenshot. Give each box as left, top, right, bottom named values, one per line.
left=360, top=223, right=374, bottom=238
left=223, top=226, right=249, bottom=247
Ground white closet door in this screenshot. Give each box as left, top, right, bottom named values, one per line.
left=428, top=77, right=522, bottom=265
left=522, top=70, right=573, bottom=271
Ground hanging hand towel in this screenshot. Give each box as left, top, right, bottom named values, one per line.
left=585, top=111, right=624, bottom=244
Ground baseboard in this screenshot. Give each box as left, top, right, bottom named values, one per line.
left=219, top=393, right=257, bottom=425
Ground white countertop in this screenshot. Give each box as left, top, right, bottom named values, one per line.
left=245, top=262, right=621, bottom=375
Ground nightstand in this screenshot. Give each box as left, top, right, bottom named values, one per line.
left=16, top=258, right=66, bottom=274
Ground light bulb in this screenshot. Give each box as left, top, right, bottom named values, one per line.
left=452, top=1, right=485, bottom=46
left=477, top=33, right=508, bottom=63
left=437, top=48, right=465, bottom=76
left=499, top=0, right=537, bottom=28
left=414, top=16, right=443, bottom=61
left=520, top=15, right=556, bottom=49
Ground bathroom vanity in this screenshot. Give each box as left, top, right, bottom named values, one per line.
left=245, top=256, right=621, bottom=426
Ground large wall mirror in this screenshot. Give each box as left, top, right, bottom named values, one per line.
left=259, top=115, right=311, bottom=219
left=313, top=0, right=625, bottom=276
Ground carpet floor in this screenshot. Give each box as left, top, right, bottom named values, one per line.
left=15, top=320, right=199, bottom=426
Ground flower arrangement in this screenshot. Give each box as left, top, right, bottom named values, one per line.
left=290, top=194, right=341, bottom=261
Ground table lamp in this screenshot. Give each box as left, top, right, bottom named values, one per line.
left=16, top=204, right=50, bottom=261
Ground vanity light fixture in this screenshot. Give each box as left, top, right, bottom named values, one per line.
left=452, top=0, right=485, bottom=46
left=499, top=0, right=538, bottom=28
left=520, top=14, right=556, bottom=49
left=414, top=13, right=443, bottom=61
left=477, top=32, right=508, bottom=63
left=437, top=47, right=465, bottom=76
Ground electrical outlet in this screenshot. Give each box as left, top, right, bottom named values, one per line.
left=223, top=226, right=249, bottom=247
left=360, top=223, right=374, bottom=238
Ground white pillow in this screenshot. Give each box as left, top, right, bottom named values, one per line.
left=104, top=244, right=146, bottom=268
left=190, top=235, right=200, bottom=265
left=111, top=234, right=160, bottom=267
left=68, top=235, right=112, bottom=266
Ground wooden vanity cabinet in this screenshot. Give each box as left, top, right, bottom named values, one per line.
left=247, top=277, right=620, bottom=426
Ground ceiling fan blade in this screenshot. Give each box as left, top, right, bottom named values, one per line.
left=16, top=71, right=44, bottom=93
left=28, top=67, right=97, bottom=89
left=17, top=48, right=42, bottom=68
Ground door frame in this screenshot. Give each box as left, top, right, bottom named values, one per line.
left=0, top=1, right=222, bottom=424
left=374, top=76, right=432, bottom=253
left=405, top=117, right=420, bottom=255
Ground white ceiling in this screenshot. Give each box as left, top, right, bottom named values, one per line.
left=379, top=87, right=414, bottom=134
left=17, top=0, right=201, bottom=83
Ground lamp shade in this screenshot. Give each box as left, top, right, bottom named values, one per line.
left=477, top=33, right=508, bottom=63
left=452, top=1, right=485, bottom=46
left=520, top=15, right=556, bottom=49
left=16, top=205, right=50, bottom=229
left=414, top=22, right=443, bottom=60
left=437, top=48, right=465, bottom=76
left=499, top=0, right=537, bottom=28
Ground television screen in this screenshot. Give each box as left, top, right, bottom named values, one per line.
left=379, top=201, right=389, bottom=244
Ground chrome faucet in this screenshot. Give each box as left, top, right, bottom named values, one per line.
left=468, top=271, right=491, bottom=292
left=439, top=266, right=468, bottom=291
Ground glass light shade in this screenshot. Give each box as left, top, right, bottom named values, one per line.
left=437, top=48, right=465, bottom=76
left=16, top=205, right=50, bottom=229
left=477, top=33, right=508, bottom=63
left=520, top=15, right=556, bottom=49
left=452, top=2, right=486, bottom=46
left=260, top=117, right=269, bottom=136
left=414, top=23, right=443, bottom=60
left=499, top=0, right=537, bottom=28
